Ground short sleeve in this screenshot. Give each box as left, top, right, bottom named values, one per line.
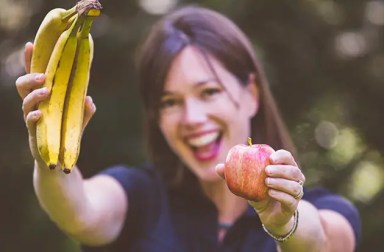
left=85, top=164, right=165, bottom=251
left=304, top=187, right=362, bottom=249
left=100, top=164, right=162, bottom=232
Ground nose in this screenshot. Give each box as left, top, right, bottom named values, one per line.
left=182, top=98, right=207, bottom=126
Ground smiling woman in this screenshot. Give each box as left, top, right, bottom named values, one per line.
left=158, top=45, right=258, bottom=181
left=138, top=7, right=296, bottom=187
left=15, top=4, right=361, bottom=252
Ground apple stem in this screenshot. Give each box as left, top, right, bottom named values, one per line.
left=248, top=137, right=253, bottom=146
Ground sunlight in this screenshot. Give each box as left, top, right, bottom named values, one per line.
left=315, top=121, right=339, bottom=149
left=329, top=127, right=365, bottom=167
left=335, top=31, right=368, bottom=58
left=365, top=0, right=384, bottom=25
left=349, top=158, right=384, bottom=203
left=139, top=0, right=178, bottom=15
left=0, top=0, right=41, bottom=32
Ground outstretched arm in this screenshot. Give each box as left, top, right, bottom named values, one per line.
left=16, top=42, right=127, bottom=246
left=216, top=149, right=356, bottom=252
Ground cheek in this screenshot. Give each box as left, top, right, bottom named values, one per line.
left=222, top=105, right=253, bottom=142
left=159, top=113, right=179, bottom=146
left=159, top=118, right=170, bottom=141
left=213, top=98, right=247, bottom=124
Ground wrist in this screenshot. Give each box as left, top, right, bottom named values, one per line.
left=34, top=159, right=45, bottom=169
left=262, top=209, right=299, bottom=243
left=34, top=160, right=61, bottom=176
left=265, top=214, right=294, bottom=236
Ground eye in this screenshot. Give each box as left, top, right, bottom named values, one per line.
left=160, top=97, right=179, bottom=109
left=202, top=87, right=221, bottom=99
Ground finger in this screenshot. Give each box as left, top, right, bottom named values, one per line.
left=24, top=42, right=33, bottom=73
left=270, top=149, right=297, bottom=166
left=265, top=164, right=305, bottom=183
left=215, top=163, right=225, bottom=179
left=266, top=177, right=303, bottom=200
left=22, top=87, right=49, bottom=121
left=25, top=110, right=42, bottom=135
left=15, top=73, right=45, bottom=99
left=82, top=96, right=96, bottom=129
left=268, top=189, right=298, bottom=210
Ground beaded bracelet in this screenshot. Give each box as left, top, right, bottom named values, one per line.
left=262, top=209, right=299, bottom=243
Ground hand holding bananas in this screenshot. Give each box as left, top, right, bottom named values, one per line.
left=30, top=0, right=102, bottom=174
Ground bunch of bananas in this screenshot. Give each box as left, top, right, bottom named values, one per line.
left=30, top=0, right=102, bottom=174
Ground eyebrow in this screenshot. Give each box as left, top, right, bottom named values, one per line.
left=162, top=78, right=219, bottom=96
left=198, top=77, right=220, bottom=85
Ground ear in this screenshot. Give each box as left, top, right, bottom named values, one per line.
left=245, top=73, right=259, bottom=118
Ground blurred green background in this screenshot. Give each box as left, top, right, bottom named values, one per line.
left=1, top=0, right=383, bottom=251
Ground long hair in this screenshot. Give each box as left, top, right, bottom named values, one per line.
left=136, top=5, right=296, bottom=187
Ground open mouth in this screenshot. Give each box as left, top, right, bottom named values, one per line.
left=187, top=131, right=222, bottom=161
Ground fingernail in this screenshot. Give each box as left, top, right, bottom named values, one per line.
left=88, top=97, right=96, bottom=111
left=40, top=87, right=48, bottom=95
left=35, top=74, right=44, bottom=82
left=265, top=166, right=274, bottom=175
left=31, top=110, right=40, bottom=119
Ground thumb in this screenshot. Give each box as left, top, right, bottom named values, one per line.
left=215, top=163, right=225, bottom=179
left=82, top=96, right=96, bottom=130
left=25, top=42, right=33, bottom=73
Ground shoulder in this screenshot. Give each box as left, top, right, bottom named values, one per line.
left=303, top=186, right=362, bottom=244
left=93, top=164, right=177, bottom=251
left=98, top=163, right=166, bottom=212
left=303, top=187, right=358, bottom=215
left=99, top=163, right=159, bottom=190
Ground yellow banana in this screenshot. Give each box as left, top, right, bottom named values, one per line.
left=33, top=0, right=102, bottom=172
left=30, top=6, right=78, bottom=73
left=36, top=17, right=83, bottom=169
left=60, top=13, right=100, bottom=174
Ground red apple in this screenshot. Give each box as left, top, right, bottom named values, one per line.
left=224, top=138, right=275, bottom=201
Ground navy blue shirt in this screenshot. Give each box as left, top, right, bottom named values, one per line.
left=82, top=165, right=361, bottom=252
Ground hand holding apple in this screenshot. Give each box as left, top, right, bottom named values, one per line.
left=223, top=137, right=275, bottom=201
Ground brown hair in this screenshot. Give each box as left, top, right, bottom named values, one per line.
left=136, top=5, right=296, bottom=186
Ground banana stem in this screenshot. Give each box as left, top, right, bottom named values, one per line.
left=69, top=16, right=85, bottom=38
left=74, top=0, right=101, bottom=39
left=76, top=0, right=102, bottom=16
left=78, top=17, right=95, bottom=39
left=61, top=6, right=78, bottom=22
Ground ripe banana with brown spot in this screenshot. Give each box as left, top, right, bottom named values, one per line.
left=36, top=17, right=82, bottom=169
left=30, top=6, right=78, bottom=74
left=31, top=0, right=102, bottom=171
left=60, top=14, right=99, bottom=174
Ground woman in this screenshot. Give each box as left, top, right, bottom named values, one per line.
left=16, top=5, right=360, bottom=252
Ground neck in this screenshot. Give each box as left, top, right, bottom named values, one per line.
left=199, top=179, right=248, bottom=225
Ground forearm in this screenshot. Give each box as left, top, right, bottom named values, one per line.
left=33, top=160, right=91, bottom=236
left=274, top=201, right=326, bottom=252
left=33, top=160, right=127, bottom=246
left=274, top=200, right=355, bottom=252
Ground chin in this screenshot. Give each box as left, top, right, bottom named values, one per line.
left=195, top=166, right=222, bottom=183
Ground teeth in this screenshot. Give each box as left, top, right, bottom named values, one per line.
left=188, top=132, right=219, bottom=147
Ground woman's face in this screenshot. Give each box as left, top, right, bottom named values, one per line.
left=159, top=46, right=259, bottom=183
